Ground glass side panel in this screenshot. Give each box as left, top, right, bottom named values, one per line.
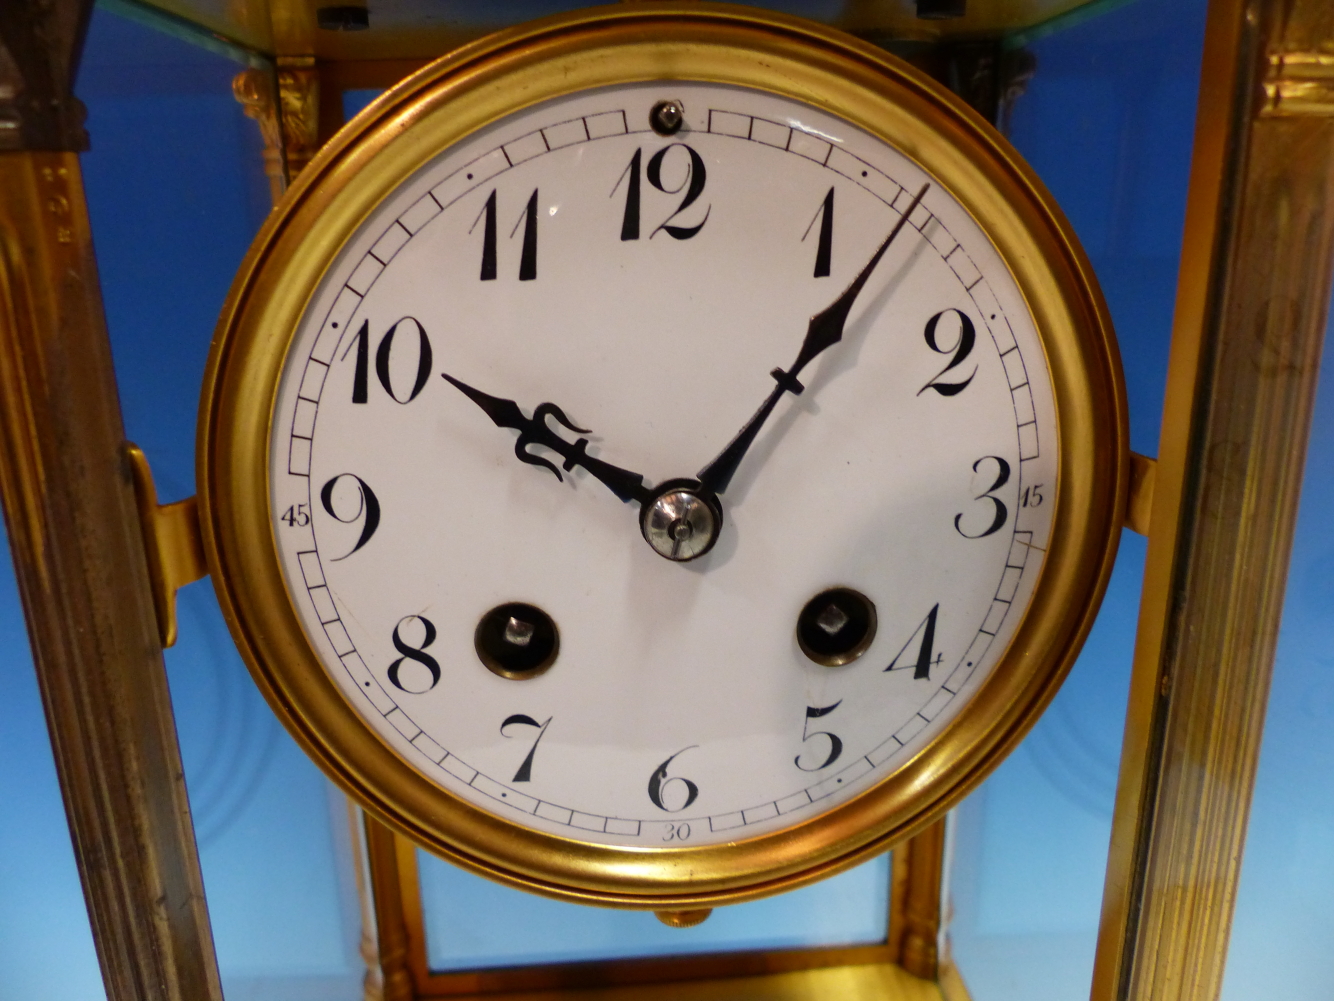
left=420, top=849, right=890, bottom=971
left=1219, top=301, right=1334, bottom=1001
left=946, top=1, right=1208, bottom=999
left=74, top=9, right=365, bottom=1001
left=0, top=519, right=107, bottom=1000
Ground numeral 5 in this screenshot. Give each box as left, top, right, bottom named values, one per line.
left=795, top=702, right=843, bottom=772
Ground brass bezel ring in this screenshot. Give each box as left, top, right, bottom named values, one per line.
left=198, top=2, right=1128, bottom=908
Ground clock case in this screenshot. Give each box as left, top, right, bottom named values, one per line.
left=198, top=2, right=1128, bottom=909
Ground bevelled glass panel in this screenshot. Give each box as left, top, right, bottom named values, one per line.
left=945, top=0, right=1209, bottom=998
left=0, top=519, right=106, bottom=1000
left=420, top=849, right=890, bottom=970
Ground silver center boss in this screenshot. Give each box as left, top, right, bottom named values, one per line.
left=639, top=480, right=722, bottom=561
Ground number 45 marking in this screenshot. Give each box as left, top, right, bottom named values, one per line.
left=884, top=604, right=941, bottom=680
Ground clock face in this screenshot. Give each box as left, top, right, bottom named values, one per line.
left=267, top=82, right=1059, bottom=849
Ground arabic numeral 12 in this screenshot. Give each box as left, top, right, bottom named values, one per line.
left=613, top=144, right=709, bottom=241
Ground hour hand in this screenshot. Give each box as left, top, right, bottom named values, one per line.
left=442, top=373, right=650, bottom=504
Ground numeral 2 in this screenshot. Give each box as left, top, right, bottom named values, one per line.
left=500, top=714, right=551, bottom=783
left=918, top=309, right=977, bottom=397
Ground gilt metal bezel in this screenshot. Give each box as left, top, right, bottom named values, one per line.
left=198, top=2, right=1127, bottom=908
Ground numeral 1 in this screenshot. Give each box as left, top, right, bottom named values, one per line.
left=618, top=148, right=641, bottom=241
left=513, top=189, right=538, bottom=281
left=474, top=189, right=497, bottom=280
left=803, top=187, right=834, bottom=277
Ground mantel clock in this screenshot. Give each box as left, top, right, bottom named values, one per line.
left=198, top=2, right=1127, bottom=909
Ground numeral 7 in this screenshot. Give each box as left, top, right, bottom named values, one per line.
left=500, top=713, right=551, bottom=782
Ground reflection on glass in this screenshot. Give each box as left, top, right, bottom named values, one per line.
left=420, top=849, right=889, bottom=971
left=0, top=519, right=106, bottom=1000
left=945, top=0, right=1208, bottom=998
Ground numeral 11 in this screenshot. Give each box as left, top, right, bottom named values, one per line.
left=473, top=188, right=538, bottom=281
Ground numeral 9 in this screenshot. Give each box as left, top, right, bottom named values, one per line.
left=320, top=473, right=381, bottom=559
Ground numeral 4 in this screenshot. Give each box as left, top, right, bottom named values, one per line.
left=885, top=604, right=941, bottom=680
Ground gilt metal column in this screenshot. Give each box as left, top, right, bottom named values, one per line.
left=0, top=3, right=224, bottom=1000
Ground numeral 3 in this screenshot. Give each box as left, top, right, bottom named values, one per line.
left=956, top=456, right=1011, bottom=539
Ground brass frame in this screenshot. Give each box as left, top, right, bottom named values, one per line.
left=1091, top=0, right=1334, bottom=998
left=364, top=815, right=950, bottom=999
left=0, top=150, right=224, bottom=1001
left=198, top=3, right=1127, bottom=908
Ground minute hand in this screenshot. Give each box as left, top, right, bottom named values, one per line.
left=696, top=182, right=930, bottom=495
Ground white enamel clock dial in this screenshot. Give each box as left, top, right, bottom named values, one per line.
left=268, top=82, right=1059, bottom=850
